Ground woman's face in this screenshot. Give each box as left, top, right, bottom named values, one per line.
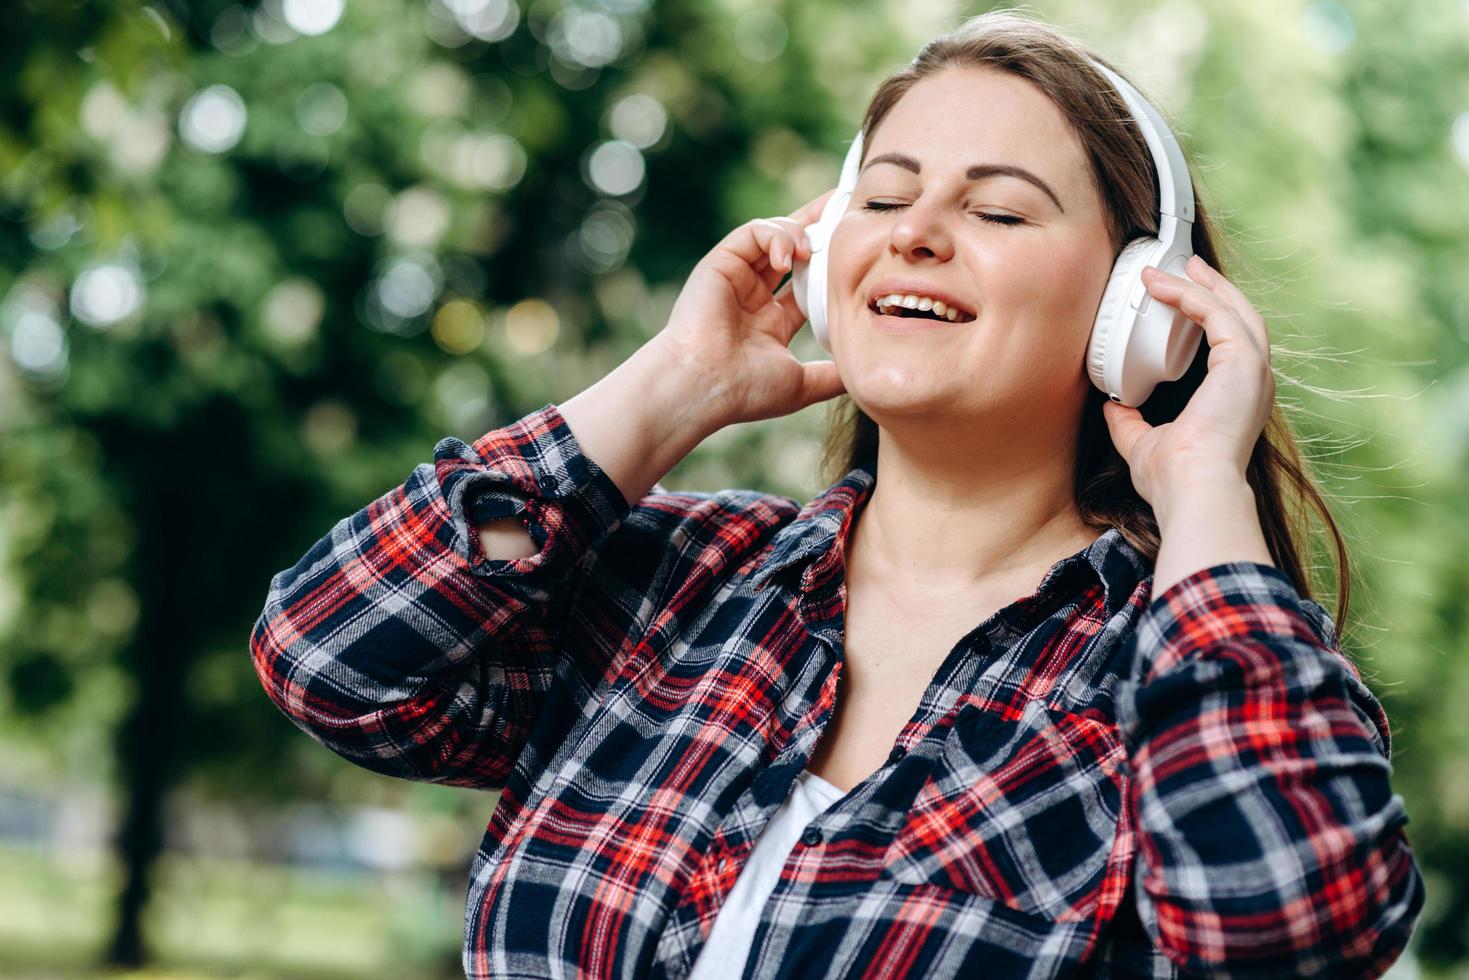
left=825, top=66, right=1116, bottom=435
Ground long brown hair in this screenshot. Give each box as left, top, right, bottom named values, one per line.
left=818, top=9, right=1352, bottom=632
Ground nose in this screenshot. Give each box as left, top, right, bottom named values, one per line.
left=888, top=197, right=955, bottom=261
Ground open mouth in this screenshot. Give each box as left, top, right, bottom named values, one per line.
left=866, top=297, right=976, bottom=324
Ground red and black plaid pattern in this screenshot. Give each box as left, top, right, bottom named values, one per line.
left=251, top=402, right=1423, bottom=978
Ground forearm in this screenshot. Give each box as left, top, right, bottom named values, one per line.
left=1122, top=478, right=1421, bottom=975
left=479, top=339, right=727, bottom=560
left=1122, top=562, right=1424, bottom=977
left=558, top=337, right=728, bottom=511
left=1151, top=468, right=1273, bottom=597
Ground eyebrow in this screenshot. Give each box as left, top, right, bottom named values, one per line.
left=859, top=151, right=1065, bottom=213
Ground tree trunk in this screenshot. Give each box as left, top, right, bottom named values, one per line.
left=102, top=431, right=190, bottom=968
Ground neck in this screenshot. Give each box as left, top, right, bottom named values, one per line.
left=848, top=415, right=1099, bottom=599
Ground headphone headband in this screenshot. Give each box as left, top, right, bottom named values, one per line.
left=813, top=58, right=1189, bottom=252
left=1087, top=60, right=1195, bottom=238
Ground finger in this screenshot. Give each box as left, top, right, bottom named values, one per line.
left=719, top=219, right=797, bottom=293
left=755, top=216, right=815, bottom=263
left=750, top=220, right=795, bottom=274
left=1102, top=399, right=1152, bottom=465
left=1186, top=255, right=1270, bottom=352
left=799, top=358, right=846, bottom=406
left=1142, top=266, right=1257, bottom=353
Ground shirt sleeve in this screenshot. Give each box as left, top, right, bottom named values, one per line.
left=1115, top=561, right=1425, bottom=978
left=249, top=402, right=636, bottom=791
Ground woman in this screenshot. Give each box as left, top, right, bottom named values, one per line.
left=251, top=11, right=1424, bottom=978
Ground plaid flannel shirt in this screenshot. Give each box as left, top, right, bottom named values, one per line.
left=251, top=402, right=1423, bottom=979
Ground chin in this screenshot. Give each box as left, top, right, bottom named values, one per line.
left=846, top=380, right=966, bottom=422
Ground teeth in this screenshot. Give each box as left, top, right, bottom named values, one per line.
left=872, top=292, right=970, bottom=322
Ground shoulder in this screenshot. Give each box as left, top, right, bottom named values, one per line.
left=620, top=483, right=802, bottom=545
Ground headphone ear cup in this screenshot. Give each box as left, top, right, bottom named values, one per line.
left=1088, top=238, right=1157, bottom=399
left=807, top=244, right=831, bottom=352
left=796, top=202, right=844, bottom=354
left=792, top=248, right=814, bottom=320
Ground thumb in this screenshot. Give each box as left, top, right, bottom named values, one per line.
left=799, top=359, right=846, bottom=406
left=1102, top=399, right=1151, bottom=464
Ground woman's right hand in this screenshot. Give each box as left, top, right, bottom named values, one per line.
left=652, top=188, right=848, bottom=427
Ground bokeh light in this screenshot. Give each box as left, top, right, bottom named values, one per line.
left=85, top=579, right=140, bottom=638
left=408, top=63, right=472, bottom=118
left=9, top=310, right=68, bottom=383
left=431, top=298, right=488, bottom=354
left=565, top=201, right=636, bottom=275
left=585, top=139, right=645, bottom=196
left=300, top=399, right=357, bottom=456
left=179, top=85, right=248, bottom=153
left=442, top=0, right=519, bottom=43
left=434, top=360, right=494, bottom=434
left=294, top=82, right=348, bottom=136
left=80, top=82, right=128, bottom=142
left=210, top=4, right=253, bottom=54
left=251, top=0, right=297, bottom=43
left=549, top=8, right=624, bottom=68
left=69, top=262, right=144, bottom=328
left=375, top=257, right=438, bottom=318
left=734, top=9, right=788, bottom=63
left=607, top=93, right=667, bottom=149
left=281, top=0, right=344, bottom=36
left=112, top=107, right=171, bottom=175
left=78, top=82, right=172, bottom=174
left=343, top=182, right=392, bottom=236
left=29, top=210, right=82, bottom=251
left=363, top=253, right=442, bottom=334
left=386, top=186, right=451, bottom=248
left=263, top=278, right=326, bottom=344
left=502, top=298, right=559, bottom=355
left=442, top=131, right=527, bottom=191
left=1301, top=0, right=1356, bottom=54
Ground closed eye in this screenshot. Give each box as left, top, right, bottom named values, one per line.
left=862, top=200, right=1025, bottom=226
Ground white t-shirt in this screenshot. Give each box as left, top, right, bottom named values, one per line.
left=687, top=768, right=847, bottom=980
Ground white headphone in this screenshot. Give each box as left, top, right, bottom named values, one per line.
left=790, top=58, right=1201, bottom=408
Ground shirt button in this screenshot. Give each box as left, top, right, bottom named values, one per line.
left=537, top=474, right=559, bottom=493
left=800, top=827, right=823, bottom=847
left=887, top=745, right=907, bottom=764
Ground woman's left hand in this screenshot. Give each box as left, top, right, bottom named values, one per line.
left=1101, top=253, right=1275, bottom=511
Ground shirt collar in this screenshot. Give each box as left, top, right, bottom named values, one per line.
left=748, top=458, right=1149, bottom=619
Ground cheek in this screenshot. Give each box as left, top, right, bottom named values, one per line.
left=1006, top=244, right=1110, bottom=341
left=825, top=222, right=873, bottom=290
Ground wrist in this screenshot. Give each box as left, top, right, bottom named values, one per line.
left=1150, top=475, right=1273, bottom=598
left=640, top=334, right=740, bottom=437
left=1151, top=464, right=1253, bottom=530
left=626, top=339, right=729, bottom=446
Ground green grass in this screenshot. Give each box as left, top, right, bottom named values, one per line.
left=0, top=844, right=464, bottom=978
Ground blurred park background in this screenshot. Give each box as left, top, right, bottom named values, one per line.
left=1, top=0, right=1466, bottom=976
